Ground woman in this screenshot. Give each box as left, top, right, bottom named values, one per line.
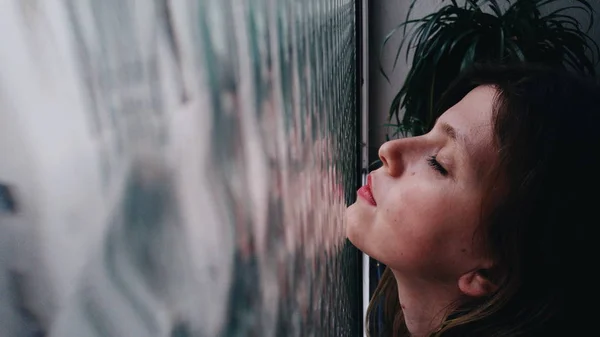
left=346, top=64, right=600, bottom=337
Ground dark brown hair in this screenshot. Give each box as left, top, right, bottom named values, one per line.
left=367, top=64, right=600, bottom=337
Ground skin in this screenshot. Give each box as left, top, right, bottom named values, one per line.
left=346, top=86, right=501, bottom=336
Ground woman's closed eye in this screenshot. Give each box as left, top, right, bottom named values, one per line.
left=427, top=155, right=448, bottom=176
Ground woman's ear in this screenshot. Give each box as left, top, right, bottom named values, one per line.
left=458, top=269, right=499, bottom=298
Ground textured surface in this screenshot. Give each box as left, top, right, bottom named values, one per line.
left=0, top=0, right=359, bottom=336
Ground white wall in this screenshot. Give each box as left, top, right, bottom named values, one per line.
left=0, top=0, right=170, bottom=332
left=0, top=69, right=48, bottom=336
left=0, top=1, right=113, bottom=332
left=0, top=0, right=232, bottom=335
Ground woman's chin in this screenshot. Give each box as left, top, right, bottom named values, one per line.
left=344, top=203, right=363, bottom=248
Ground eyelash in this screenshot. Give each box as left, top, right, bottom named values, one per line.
left=427, top=155, right=448, bottom=176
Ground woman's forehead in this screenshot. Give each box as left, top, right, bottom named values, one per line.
left=443, top=86, right=497, bottom=126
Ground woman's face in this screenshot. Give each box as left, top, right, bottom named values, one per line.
left=346, top=85, right=499, bottom=282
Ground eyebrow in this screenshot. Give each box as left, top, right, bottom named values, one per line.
left=436, top=120, right=470, bottom=157
left=436, top=119, right=494, bottom=182
left=440, top=121, right=458, bottom=141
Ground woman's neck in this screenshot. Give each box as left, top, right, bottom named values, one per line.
left=391, top=270, right=462, bottom=337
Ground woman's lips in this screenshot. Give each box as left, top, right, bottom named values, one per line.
left=357, top=175, right=377, bottom=206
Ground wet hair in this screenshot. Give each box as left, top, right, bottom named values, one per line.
left=367, top=64, right=600, bottom=337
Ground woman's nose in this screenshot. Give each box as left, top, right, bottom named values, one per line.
left=378, top=139, right=406, bottom=177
